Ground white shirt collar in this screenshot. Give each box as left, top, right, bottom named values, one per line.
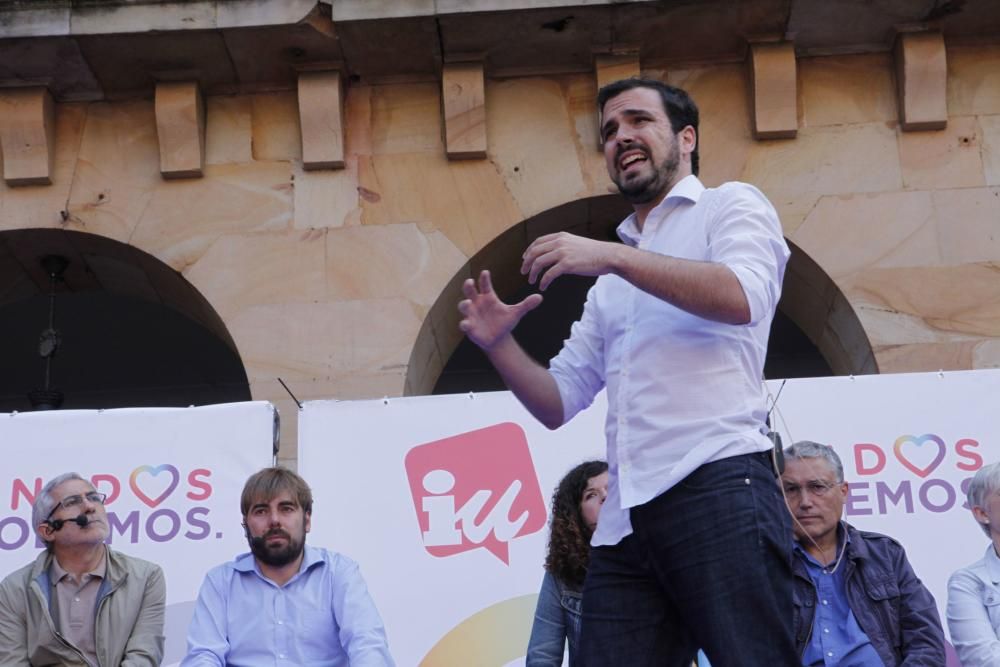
left=616, top=174, right=705, bottom=246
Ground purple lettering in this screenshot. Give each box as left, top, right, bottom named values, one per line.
left=107, top=510, right=141, bottom=544
left=146, top=509, right=181, bottom=542
left=919, top=479, right=956, bottom=513
left=845, top=482, right=873, bottom=516
left=184, top=507, right=211, bottom=540
left=0, top=517, right=30, bottom=550
left=876, top=480, right=914, bottom=514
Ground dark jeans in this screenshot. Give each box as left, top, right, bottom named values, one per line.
left=578, top=451, right=798, bottom=667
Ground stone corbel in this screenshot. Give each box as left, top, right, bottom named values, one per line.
left=297, top=70, right=346, bottom=170
left=154, top=81, right=205, bottom=179
left=0, top=87, right=55, bottom=186
left=594, top=51, right=641, bottom=148
left=894, top=30, right=947, bottom=131
left=748, top=41, right=798, bottom=140
left=442, top=61, right=487, bottom=160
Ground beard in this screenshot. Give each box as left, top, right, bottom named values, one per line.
left=248, top=527, right=305, bottom=567
left=614, top=138, right=681, bottom=205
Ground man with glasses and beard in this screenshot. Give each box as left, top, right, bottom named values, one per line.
left=182, top=467, right=394, bottom=666
left=0, top=472, right=165, bottom=666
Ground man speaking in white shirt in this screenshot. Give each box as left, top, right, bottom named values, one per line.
left=458, top=78, right=796, bottom=666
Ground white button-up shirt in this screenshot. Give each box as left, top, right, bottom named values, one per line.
left=549, top=175, right=789, bottom=547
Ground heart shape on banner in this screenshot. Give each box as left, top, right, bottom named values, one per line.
left=129, top=464, right=180, bottom=508
left=893, top=434, right=946, bottom=478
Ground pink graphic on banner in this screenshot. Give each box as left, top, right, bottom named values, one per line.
left=404, top=422, right=547, bottom=565
left=893, top=434, right=946, bottom=478
left=129, top=465, right=181, bottom=507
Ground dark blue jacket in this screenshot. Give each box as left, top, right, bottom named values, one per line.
left=792, top=523, right=945, bottom=666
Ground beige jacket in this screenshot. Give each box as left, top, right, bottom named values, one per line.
left=0, top=547, right=165, bottom=667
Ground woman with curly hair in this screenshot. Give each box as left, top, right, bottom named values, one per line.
left=526, top=460, right=608, bottom=666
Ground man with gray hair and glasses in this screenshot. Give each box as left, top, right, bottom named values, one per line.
left=0, top=472, right=165, bottom=666
left=782, top=440, right=945, bottom=666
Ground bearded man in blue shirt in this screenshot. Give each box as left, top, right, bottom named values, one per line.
left=783, top=441, right=945, bottom=666
left=181, top=467, right=394, bottom=667
left=459, top=78, right=796, bottom=665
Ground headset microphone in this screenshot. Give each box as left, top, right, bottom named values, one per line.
left=48, top=514, right=90, bottom=531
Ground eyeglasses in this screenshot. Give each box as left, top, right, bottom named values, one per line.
left=782, top=481, right=837, bottom=500
left=46, top=492, right=107, bottom=520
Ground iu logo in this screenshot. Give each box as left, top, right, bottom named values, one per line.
left=404, top=422, right=547, bottom=564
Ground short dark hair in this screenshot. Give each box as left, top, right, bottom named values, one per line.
left=597, top=78, right=700, bottom=176
left=241, top=467, right=313, bottom=517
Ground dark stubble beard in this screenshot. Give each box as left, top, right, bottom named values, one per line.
left=614, top=138, right=681, bottom=205
left=248, top=525, right=306, bottom=567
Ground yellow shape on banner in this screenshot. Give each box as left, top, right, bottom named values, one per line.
left=420, top=594, right=538, bottom=666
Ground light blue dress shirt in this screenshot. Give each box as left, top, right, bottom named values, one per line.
left=182, top=545, right=394, bottom=667
left=796, top=533, right=883, bottom=667
left=548, top=175, right=790, bottom=547
left=948, top=543, right=1000, bottom=666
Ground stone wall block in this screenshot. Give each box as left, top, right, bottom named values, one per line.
left=669, top=65, right=752, bottom=186
left=741, top=122, right=902, bottom=232
left=898, top=115, right=984, bottom=190
left=128, top=162, right=293, bottom=271
left=792, top=191, right=938, bottom=280
left=981, top=114, right=1000, bottom=186
left=184, top=231, right=327, bottom=320
left=232, top=299, right=420, bottom=384
left=0, top=103, right=86, bottom=229
left=154, top=82, right=205, bottom=179
left=297, top=71, right=346, bottom=170
left=66, top=100, right=161, bottom=243
left=594, top=53, right=640, bottom=147
left=748, top=42, right=797, bottom=139
left=850, top=263, right=1000, bottom=341
left=972, top=339, right=1000, bottom=369
left=876, top=341, right=977, bottom=373
left=894, top=31, right=947, bottom=131
left=486, top=78, right=588, bottom=219
left=371, top=83, right=443, bottom=155
left=325, top=223, right=466, bottom=304
left=799, top=54, right=897, bottom=128
left=442, top=62, right=487, bottom=160
left=251, top=92, right=302, bottom=161
left=0, top=87, right=55, bottom=186
left=361, top=152, right=521, bottom=256
left=947, top=46, right=1000, bottom=117
left=205, top=95, right=252, bottom=165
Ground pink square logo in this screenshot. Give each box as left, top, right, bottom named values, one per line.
left=404, top=422, right=547, bottom=564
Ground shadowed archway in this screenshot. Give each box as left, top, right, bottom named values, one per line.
left=0, top=229, right=250, bottom=411
left=405, top=195, right=876, bottom=397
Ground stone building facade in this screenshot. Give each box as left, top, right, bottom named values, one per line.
left=1, top=0, right=999, bottom=466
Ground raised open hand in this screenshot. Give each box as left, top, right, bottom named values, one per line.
left=458, top=270, right=543, bottom=352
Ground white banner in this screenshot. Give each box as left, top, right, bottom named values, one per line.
left=0, top=401, right=277, bottom=666
left=768, top=369, right=997, bottom=664
left=302, top=370, right=1000, bottom=666
left=299, top=392, right=606, bottom=666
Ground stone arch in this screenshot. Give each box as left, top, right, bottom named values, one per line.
left=781, top=237, right=878, bottom=376
left=405, top=195, right=876, bottom=396
left=0, top=228, right=250, bottom=411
